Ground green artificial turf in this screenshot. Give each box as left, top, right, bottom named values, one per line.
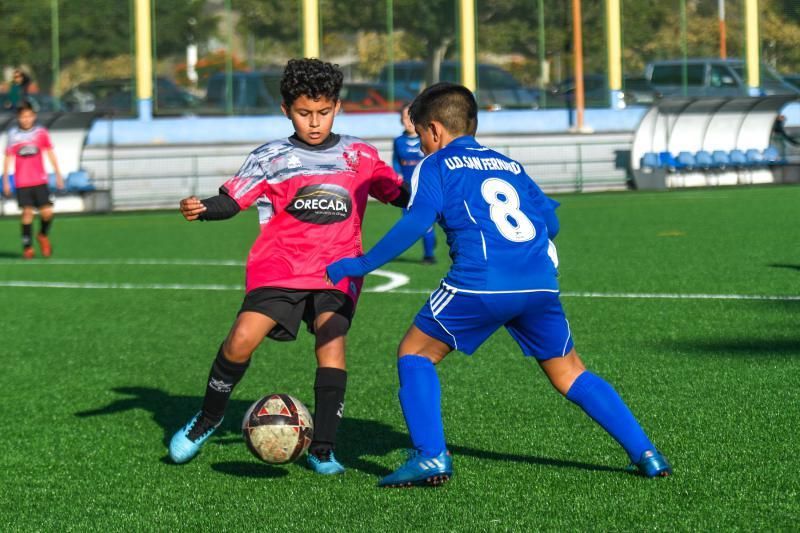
left=0, top=185, right=798, bottom=530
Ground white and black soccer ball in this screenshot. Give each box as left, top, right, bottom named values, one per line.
left=242, top=394, right=314, bottom=464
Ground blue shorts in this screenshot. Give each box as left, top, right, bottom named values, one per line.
left=413, top=284, right=574, bottom=360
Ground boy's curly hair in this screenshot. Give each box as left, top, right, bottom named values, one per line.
left=280, top=58, right=343, bottom=107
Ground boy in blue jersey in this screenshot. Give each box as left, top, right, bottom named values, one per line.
left=392, top=104, right=436, bottom=264
left=327, top=82, right=671, bottom=487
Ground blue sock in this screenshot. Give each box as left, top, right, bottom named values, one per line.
left=422, top=228, right=436, bottom=258
left=397, top=355, right=446, bottom=458
left=566, top=371, right=655, bottom=462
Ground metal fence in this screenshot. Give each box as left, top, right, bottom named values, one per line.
left=80, top=132, right=632, bottom=210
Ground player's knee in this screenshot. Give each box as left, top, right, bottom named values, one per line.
left=223, top=328, right=259, bottom=362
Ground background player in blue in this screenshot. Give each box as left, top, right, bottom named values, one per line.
left=327, top=82, right=671, bottom=487
left=393, top=104, right=436, bottom=264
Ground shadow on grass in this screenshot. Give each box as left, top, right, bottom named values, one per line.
left=76, top=386, right=625, bottom=477
left=659, top=338, right=800, bottom=356
left=0, top=251, right=23, bottom=259
left=768, top=263, right=800, bottom=271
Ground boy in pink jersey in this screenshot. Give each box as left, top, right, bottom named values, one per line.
left=2, top=101, right=63, bottom=259
left=169, top=59, right=408, bottom=474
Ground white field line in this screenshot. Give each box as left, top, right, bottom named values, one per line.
left=0, top=258, right=797, bottom=300
left=0, top=280, right=797, bottom=301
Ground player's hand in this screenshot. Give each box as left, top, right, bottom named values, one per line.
left=2, top=184, right=10, bottom=198
left=326, top=257, right=366, bottom=285
left=179, top=196, right=207, bottom=221
left=55, top=175, right=65, bottom=192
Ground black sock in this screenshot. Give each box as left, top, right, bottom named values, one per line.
left=310, top=367, right=347, bottom=456
left=200, top=346, right=250, bottom=423
left=21, top=224, right=32, bottom=248
left=40, top=218, right=52, bottom=236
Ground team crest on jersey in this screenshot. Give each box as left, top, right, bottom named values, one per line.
left=343, top=150, right=360, bottom=170
left=286, top=184, right=352, bottom=225
left=286, top=154, right=302, bottom=169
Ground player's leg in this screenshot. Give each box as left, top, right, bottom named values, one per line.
left=20, top=205, right=35, bottom=258
left=36, top=199, right=54, bottom=258
left=306, top=310, right=349, bottom=474
left=380, top=288, right=499, bottom=487
left=507, top=292, right=670, bottom=477
left=541, top=350, right=670, bottom=477
left=169, top=312, right=276, bottom=464
left=378, top=325, right=453, bottom=487
left=421, top=226, right=436, bottom=264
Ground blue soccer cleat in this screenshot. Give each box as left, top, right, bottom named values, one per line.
left=307, top=450, right=345, bottom=475
left=168, top=412, right=222, bottom=464
left=378, top=449, right=452, bottom=488
left=628, top=449, right=672, bottom=478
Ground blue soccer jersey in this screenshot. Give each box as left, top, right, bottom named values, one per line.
left=408, top=136, right=559, bottom=292
left=392, top=132, right=425, bottom=183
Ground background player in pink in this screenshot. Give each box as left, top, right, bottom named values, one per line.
left=169, top=59, right=408, bottom=474
left=2, top=101, right=63, bottom=259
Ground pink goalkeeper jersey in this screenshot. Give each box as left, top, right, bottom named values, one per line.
left=221, top=134, right=403, bottom=303
left=5, top=125, right=52, bottom=188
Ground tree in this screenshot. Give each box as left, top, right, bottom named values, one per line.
left=0, top=0, right=216, bottom=92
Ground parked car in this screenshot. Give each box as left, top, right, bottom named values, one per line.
left=546, top=74, right=661, bottom=108
left=204, top=70, right=282, bottom=114
left=645, top=58, right=800, bottom=97
left=339, top=82, right=415, bottom=113
left=378, top=61, right=539, bottom=110
left=62, top=77, right=198, bottom=114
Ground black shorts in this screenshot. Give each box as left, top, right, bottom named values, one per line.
left=17, top=184, right=53, bottom=209
left=239, top=288, right=354, bottom=342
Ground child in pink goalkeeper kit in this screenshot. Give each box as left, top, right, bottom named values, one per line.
left=2, top=101, right=63, bottom=259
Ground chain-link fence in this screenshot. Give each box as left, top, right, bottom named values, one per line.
left=1, top=1, right=799, bottom=117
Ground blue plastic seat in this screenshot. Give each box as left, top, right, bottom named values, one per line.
left=694, top=150, right=713, bottom=169
left=641, top=152, right=660, bottom=169
left=711, top=150, right=730, bottom=168
left=66, top=170, right=96, bottom=192
left=658, top=151, right=678, bottom=171
left=762, top=146, right=782, bottom=165
left=745, top=148, right=765, bottom=166
left=677, top=151, right=695, bottom=170
left=729, top=149, right=747, bottom=167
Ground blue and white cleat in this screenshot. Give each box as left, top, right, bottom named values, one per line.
left=307, top=450, right=345, bottom=475
left=168, top=412, right=222, bottom=464
left=628, top=450, right=672, bottom=478
left=378, top=449, right=452, bottom=488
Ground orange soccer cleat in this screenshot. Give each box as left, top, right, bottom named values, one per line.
left=37, top=234, right=52, bottom=258
left=22, top=247, right=35, bottom=259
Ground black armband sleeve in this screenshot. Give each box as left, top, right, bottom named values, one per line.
left=389, top=181, right=411, bottom=208
left=198, top=191, right=241, bottom=221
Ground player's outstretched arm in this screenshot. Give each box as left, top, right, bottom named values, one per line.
left=179, top=193, right=241, bottom=222
left=179, top=196, right=207, bottom=221
left=326, top=203, right=438, bottom=284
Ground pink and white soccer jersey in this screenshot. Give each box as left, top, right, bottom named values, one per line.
left=222, top=135, right=403, bottom=303
left=5, top=125, right=52, bottom=188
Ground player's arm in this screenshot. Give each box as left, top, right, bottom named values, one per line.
left=45, top=149, right=64, bottom=190
left=327, top=203, right=438, bottom=283
left=526, top=175, right=560, bottom=239
left=369, top=152, right=410, bottom=208
left=2, top=154, right=10, bottom=197
left=179, top=189, right=241, bottom=222
left=180, top=152, right=266, bottom=222
left=391, top=139, right=402, bottom=175
left=327, top=158, right=442, bottom=283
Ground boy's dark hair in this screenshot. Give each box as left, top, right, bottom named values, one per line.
left=16, top=100, right=35, bottom=114
left=280, top=58, right=343, bottom=107
left=409, top=82, right=478, bottom=136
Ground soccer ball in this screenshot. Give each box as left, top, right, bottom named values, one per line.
left=242, top=394, right=314, bottom=464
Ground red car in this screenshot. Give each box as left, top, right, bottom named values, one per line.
left=339, top=83, right=414, bottom=113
